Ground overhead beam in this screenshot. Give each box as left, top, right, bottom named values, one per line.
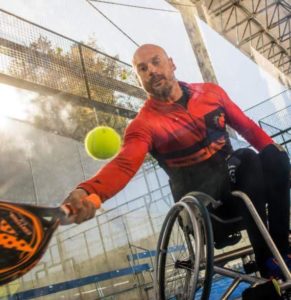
left=167, top=0, right=218, bottom=83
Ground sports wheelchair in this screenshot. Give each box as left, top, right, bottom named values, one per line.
left=154, top=191, right=291, bottom=300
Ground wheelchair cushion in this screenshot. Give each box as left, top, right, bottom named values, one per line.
left=208, top=200, right=244, bottom=249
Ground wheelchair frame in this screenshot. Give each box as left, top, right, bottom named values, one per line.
left=154, top=191, right=291, bottom=300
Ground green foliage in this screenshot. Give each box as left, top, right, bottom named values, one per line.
left=8, top=35, right=130, bottom=141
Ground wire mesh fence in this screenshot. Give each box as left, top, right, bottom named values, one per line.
left=244, top=89, right=291, bottom=123
left=258, top=106, right=291, bottom=153
left=259, top=105, right=291, bottom=132
left=5, top=185, right=172, bottom=299
left=0, top=8, right=145, bottom=113
left=0, top=8, right=147, bottom=142
left=243, top=89, right=291, bottom=154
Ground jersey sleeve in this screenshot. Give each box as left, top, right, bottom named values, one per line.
left=77, top=118, right=153, bottom=202
left=212, top=83, right=273, bottom=151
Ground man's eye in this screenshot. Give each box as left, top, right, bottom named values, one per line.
left=139, top=66, right=147, bottom=72
left=153, top=60, right=160, bottom=65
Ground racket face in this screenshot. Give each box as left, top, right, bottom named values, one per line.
left=0, top=202, right=58, bottom=285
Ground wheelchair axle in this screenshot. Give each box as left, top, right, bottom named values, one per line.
left=174, top=259, right=193, bottom=270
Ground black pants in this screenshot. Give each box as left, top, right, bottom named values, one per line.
left=227, top=144, right=290, bottom=276
left=169, top=144, right=290, bottom=276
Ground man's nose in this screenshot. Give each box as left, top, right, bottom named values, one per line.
left=148, top=63, right=157, bottom=75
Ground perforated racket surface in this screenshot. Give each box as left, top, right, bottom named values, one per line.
left=0, top=194, right=100, bottom=285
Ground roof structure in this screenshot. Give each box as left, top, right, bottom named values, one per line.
left=191, top=0, right=290, bottom=84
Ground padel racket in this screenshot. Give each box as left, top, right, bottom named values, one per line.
left=0, top=194, right=101, bottom=285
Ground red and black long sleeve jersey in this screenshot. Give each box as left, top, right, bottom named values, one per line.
left=78, top=82, right=273, bottom=201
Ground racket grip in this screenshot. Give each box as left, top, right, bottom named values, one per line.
left=61, top=194, right=102, bottom=220
left=85, top=194, right=102, bottom=209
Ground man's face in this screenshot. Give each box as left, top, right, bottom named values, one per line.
left=132, top=45, right=176, bottom=100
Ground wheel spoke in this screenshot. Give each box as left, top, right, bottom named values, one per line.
left=155, top=194, right=214, bottom=300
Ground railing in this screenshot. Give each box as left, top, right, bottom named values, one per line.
left=0, top=8, right=146, bottom=115
left=243, top=89, right=291, bottom=154
left=244, top=89, right=291, bottom=123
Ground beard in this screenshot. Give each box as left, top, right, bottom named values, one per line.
left=143, top=74, right=174, bottom=100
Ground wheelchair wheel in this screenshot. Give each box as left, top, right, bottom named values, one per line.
left=155, top=193, right=214, bottom=300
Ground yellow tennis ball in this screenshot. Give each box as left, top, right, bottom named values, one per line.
left=85, top=126, right=121, bottom=160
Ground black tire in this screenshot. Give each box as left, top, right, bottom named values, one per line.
left=155, top=192, right=214, bottom=300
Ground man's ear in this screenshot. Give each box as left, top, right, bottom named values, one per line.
left=169, top=57, right=176, bottom=71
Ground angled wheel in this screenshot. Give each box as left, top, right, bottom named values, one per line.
left=155, top=192, right=214, bottom=300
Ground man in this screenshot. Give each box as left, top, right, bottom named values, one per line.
left=64, top=44, right=290, bottom=279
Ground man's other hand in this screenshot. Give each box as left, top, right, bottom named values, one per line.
left=273, top=143, right=286, bottom=152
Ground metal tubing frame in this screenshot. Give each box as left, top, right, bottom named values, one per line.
left=220, top=277, right=242, bottom=300
left=214, top=265, right=266, bottom=285
left=232, top=191, right=291, bottom=282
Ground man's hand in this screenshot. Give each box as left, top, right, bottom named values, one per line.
left=273, top=143, right=286, bottom=152
left=63, top=189, right=98, bottom=224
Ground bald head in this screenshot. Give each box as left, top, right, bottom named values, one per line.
left=132, top=44, right=169, bottom=66
left=131, top=44, right=179, bottom=101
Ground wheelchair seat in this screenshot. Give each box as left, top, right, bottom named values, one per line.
left=204, top=197, right=245, bottom=249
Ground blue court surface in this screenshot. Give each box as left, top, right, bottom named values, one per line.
left=194, top=276, right=251, bottom=300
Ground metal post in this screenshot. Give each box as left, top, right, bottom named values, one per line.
left=221, top=277, right=241, bottom=300
left=78, top=44, right=92, bottom=100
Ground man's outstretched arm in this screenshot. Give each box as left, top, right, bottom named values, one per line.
left=63, top=120, right=152, bottom=223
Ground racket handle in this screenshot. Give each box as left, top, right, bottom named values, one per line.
left=85, top=193, right=102, bottom=209
left=61, top=193, right=102, bottom=223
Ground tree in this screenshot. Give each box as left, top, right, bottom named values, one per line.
left=8, top=35, right=131, bottom=141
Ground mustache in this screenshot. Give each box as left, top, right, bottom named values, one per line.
left=149, top=74, right=166, bottom=85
